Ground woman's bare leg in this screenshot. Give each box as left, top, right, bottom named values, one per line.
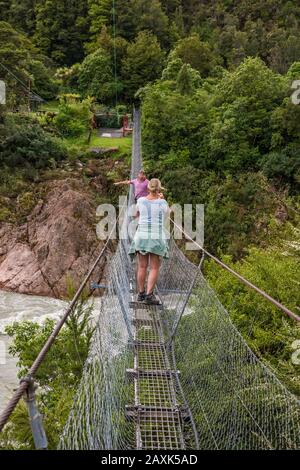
left=137, top=253, right=149, bottom=293
left=147, top=254, right=161, bottom=294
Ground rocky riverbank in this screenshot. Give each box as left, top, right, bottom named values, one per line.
left=0, top=178, right=109, bottom=298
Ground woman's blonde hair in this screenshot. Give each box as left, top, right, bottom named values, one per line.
left=148, top=178, right=165, bottom=194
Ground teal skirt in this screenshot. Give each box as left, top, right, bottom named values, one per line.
left=129, top=225, right=169, bottom=260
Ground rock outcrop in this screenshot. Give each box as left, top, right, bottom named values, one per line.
left=0, top=179, right=109, bottom=298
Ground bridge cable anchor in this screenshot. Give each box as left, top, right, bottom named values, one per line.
left=21, top=375, right=48, bottom=450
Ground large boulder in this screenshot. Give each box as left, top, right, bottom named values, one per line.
left=0, top=179, right=108, bottom=298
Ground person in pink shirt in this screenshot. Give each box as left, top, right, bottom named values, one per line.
left=114, top=170, right=149, bottom=200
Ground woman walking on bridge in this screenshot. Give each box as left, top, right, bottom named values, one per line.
left=129, top=179, right=169, bottom=305
left=114, top=170, right=149, bottom=201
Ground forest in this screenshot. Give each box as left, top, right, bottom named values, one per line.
left=0, top=0, right=299, bottom=449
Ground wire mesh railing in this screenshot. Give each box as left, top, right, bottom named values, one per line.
left=59, top=109, right=300, bottom=450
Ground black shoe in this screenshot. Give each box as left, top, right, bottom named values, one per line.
left=137, top=292, right=146, bottom=302
left=144, top=293, right=160, bottom=305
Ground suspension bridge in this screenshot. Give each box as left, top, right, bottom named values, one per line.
left=0, top=109, right=300, bottom=450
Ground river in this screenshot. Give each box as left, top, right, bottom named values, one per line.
left=0, top=290, right=68, bottom=413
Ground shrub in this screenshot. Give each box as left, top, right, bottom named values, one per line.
left=0, top=206, right=12, bottom=222
left=54, top=96, right=93, bottom=138
left=260, top=145, right=300, bottom=189
left=0, top=122, right=67, bottom=169
left=0, top=296, right=94, bottom=449
left=205, top=247, right=300, bottom=396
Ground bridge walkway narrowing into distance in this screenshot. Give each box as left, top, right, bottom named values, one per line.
left=126, top=302, right=187, bottom=450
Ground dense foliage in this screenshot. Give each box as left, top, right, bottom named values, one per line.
left=0, top=113, right=66, bottom=170
left=141, top=56, right=300, bottom=257
left=78, top=48, right=119, bottom=103
left=2, top=1, right=300, bottom=102
left=0, top=297, right=94, bottom=450
left=2, top=1, right=300, bottom=69
left=205, top=243, right=300, bottom=396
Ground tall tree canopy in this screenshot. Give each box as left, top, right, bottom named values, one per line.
left=0, top=21, right=57, bottom=107
left=8, top=0, right=37, bottom=36
left=34, top=0, right=90, bottom=65
left=1, top=0, right=300, bottom=73
left=122, top=31, right=165, bottom=100
left=78, top=48, right=120, bottom=104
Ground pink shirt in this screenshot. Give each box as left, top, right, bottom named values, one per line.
left=131, top=178, right=149, bottom=199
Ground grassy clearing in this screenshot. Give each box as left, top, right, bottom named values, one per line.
left=40, top=100, right=60, bottom=112
left=64, top=130, right=132, bottom=154
left=89, top=134, right=132, bottom=153
left=64, top=133, right=91, bottom=149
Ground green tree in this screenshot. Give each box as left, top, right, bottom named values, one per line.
left=117, top=0, right=170, bottom=47
left=176, top=63, right=201, bottom=95
left=215, top=25, right=248, bottom=68
left=160, top=0, right=182, bottom=17
left=8, top=0, right=37, bottom=36
left=85, top=26, right=128, bottom=96
left=0, top=21, right=60, bottom=108
left=55, top=64, right=82, bottom=94
left=122, top=31, right=165, bottom=100
left=0, top=116, right=67, bottom=169
left=0, top=21, right=33, bottom=109
left=34, top=0, right=90, bottom=65
left=79, top=48, right=121, bottom=104
left=162, top=56, right=184, bottom=81
left=268, top=32, right=300, bottom=74
left=0, top=0, right=11, bottom=22
left=287, top=61, right=300, bottom=80
left=180, top=0, right=203, bottom=32
left=132, top=0, right=170, bottom=47
left=205, top=246, right=300, bottom=396
left=88, top=0, right=112, bottom=39
left=115, top=0, right=137, bottom=41
left=142, top=77, right=209, bottom=165
left=54, top=96, right=93, bottom=137
left=203, top=173, right=277, bottom=257
left=170, top=5, right=185, bottom=41
left=172, top=34, right=217, bottom=76
left=0, top=297, right=94, bottom=449
left=260, top=145, right=300, bottom=189
left=207, top=57, right=286, bottom=171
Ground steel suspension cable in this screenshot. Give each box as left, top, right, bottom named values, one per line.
left=171, top=219, right=300, bottom=323
left=0, top=60, right=45, bottom=103
left=0, top=204, right=126, bottom=433
left=112, top=0, right=118, bottom=108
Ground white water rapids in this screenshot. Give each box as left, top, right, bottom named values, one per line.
left=0, top=290, right=68, bottom=413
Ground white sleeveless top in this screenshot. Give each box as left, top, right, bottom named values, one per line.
left=136, top=197, right=169, bottom=227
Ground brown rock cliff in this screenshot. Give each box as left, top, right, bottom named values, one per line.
left=0, top=178, right=108, bottom=298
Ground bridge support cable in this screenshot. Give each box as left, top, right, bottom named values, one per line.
left=22, top=376, right=48, bottom=450
left=0, top=207, right=126, bottom=435
left=170, top=219, right=300, bottom=323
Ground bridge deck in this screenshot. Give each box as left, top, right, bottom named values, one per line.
left=127, top=303, right=186, bottom=450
